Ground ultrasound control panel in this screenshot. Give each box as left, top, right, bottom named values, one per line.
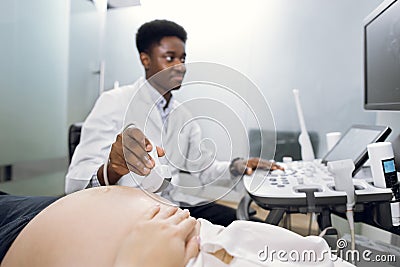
left=243, top=160, right=393, bottom=206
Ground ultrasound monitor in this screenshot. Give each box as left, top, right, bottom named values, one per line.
left=363, top=0, right=400, bottom=110
left=322, top=125, right=391, bottom=176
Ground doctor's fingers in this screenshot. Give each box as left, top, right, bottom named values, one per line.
left=257, top=159, right=284, bottom=170
left=156, top=146, right=165, bottom=157
left=109, top=140, right=144, bottom=176
left=123, top=127, right=147, bottom=150
left=250, top=158, right=284, bottom=170
left=125, top=158, right=150, bottom=176
left=143, top=139, right=166, bottom=157
left=125, top=151, right=152, bottom=176
left=247, top=158, right=274, bottom=169
left=123, top=136, right=154, bottom=169
left=144, top=137, right=153, bottom=152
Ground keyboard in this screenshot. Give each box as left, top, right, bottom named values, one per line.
left=243, top=159, right=393, bottom=206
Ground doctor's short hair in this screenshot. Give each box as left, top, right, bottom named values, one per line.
left=136, top=19, right=187, bottom=54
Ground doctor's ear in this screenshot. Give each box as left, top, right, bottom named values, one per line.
left=140, top=52, right=151, bottom=70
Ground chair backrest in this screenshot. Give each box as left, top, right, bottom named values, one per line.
left=248, top=129, right=319, bottom=161
left=68, top=122, right=83, bottom=163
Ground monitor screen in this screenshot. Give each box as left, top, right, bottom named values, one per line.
left=382, top=158, right=396, bottom=173
left=322, top=125, right=391, bottom=176
left=364, top=0, right=400, bottom=110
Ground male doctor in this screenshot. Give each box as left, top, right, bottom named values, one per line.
left=66, top=19, right=280, bottom=226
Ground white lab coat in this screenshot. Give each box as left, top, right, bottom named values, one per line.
left=65, top=77, right=230, bottom=203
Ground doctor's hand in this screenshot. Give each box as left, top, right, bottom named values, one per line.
left=229, top=157, right=284, bottom=177
left=97, top=127, right=165, bottom=185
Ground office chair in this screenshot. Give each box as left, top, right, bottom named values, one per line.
left=248, top=129, right=319, bottom=161
left=68, top=122, right=83, bottom=163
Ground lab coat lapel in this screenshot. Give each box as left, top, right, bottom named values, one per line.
left=124, top=84, right=164, bottom=143
left=138, top=86, right=164, bottom=134
left=164, top=100, right=191, bottom=156
left=164, top=102, right=181, bottom=143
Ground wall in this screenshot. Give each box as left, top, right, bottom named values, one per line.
left=93, top=0, right=383, bottom=158
left=67, top=0, right=102, bottom=126
left=0, top=0, right=70, bottom=166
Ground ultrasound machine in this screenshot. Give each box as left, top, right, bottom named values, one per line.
left=238, top=124, right=399, bottom=232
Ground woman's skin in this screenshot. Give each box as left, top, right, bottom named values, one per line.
left=1, top=186, right=201, bottom=267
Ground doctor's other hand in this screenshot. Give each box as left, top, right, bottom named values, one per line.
left=229, top=157, right=284, bottom=177
left=97, top=127, right=165, bottom=185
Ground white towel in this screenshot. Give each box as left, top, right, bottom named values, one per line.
left=187, top=219, right=354, bottom=267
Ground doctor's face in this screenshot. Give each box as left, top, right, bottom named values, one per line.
left=143, top=36, right=186, bottom=94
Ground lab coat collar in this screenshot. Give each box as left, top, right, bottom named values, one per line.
left=130, top=78, right=179, bottom=141
left=141, top=77, right=175, bottom=110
